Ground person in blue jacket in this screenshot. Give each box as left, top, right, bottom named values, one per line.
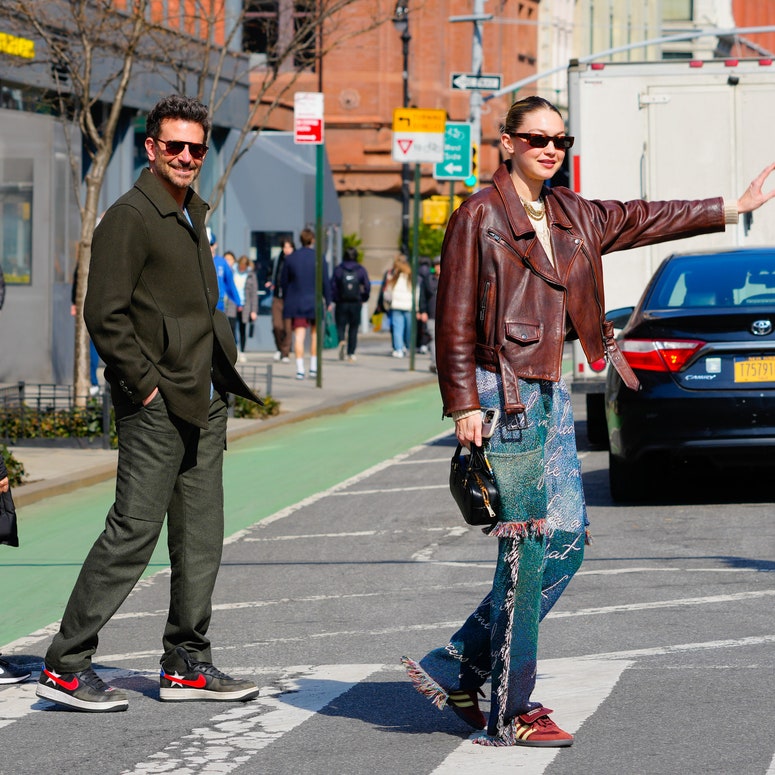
left=208, top=230, right=242, bottom=315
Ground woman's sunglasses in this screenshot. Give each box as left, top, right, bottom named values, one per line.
left=155, top=138, right=209, bottom=160
left=513, top=133, right=575, bottom=150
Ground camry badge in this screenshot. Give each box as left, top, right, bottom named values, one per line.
left=751, top=319, right=773, bottom=336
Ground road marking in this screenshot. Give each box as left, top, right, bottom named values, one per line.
left=548, top=589, right=775, bottom=619
left=119, top=664, right=382, bottom=775
left=432, top=658, right=632, bottom=773
left=243, top=526, right=470, bottom=542
left=331, top=484, right=450, bottom=495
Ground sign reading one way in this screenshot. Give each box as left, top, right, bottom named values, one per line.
left=391, top=107, right=446, bottom=164
left=433, top=122, right=472, bottom=181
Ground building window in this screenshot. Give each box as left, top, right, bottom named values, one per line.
left=243, top=0, right=317, bottom=70
left=662, top=0, right=693, bottom=22
left=1, top=159, right=33, bottom=285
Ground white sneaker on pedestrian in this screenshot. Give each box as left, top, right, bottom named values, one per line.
left=281, top=356, right=290, bottom=363
left=273, top=351, right=282, bottom=361
left=392, top=350, right=404, bottom=358
left=238, top=353, right=247, bottom=363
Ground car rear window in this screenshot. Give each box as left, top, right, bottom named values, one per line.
left=647, top=252, right=775, bottom=310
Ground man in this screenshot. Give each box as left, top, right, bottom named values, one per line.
left=280, top=227, right=331, bottom=380
left=36, top=95, right=261, bottom=713
left=331, top=247, right=370, bottom=361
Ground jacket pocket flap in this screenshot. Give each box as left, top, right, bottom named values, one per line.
left=505, top=321, right=541, bottom=344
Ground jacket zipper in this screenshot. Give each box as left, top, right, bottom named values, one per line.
left=479, top=281, right=490, bottom=322
left=486, top=228, right=559, bottom=285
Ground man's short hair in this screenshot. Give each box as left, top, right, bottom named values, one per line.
left=146, top=95, right=211, bottom=140
left=299, top=227, right=315, bottom=247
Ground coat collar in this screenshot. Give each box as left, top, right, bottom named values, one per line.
left=134, top=168, right=209, bottom=237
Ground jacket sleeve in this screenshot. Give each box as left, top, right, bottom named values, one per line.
left=584, top=196, right=725, bottom=255
left=85, top=205, right=160, bottom=404
left=435, top=206, right=482, bottom=416
left=359, top=266, right=371, bottom=302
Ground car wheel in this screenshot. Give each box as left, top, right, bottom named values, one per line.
left=586, top=393, right=608, bottom=448
left=608, top=452, right=648, bottom=503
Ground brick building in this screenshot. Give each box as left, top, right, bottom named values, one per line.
left=248, top=0, right=540, bottom=273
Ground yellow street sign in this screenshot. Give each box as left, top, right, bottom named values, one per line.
left=392, top=108, right=447, bottom=134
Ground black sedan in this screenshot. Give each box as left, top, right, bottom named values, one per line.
left=605, top=247, right=775, bottom=502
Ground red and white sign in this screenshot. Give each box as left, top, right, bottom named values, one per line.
left=294, top=92, right=324, bottom=145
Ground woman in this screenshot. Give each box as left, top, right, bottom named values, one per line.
left=383, top=255, right=415, bottom=358
left=402, top=96, right=775, bottom=748
left=226, top=255, right=258, bottom=361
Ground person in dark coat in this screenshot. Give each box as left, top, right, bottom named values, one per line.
left=280, top=227, right=332, bottom=379
left=0, top=455, right=31, bottom=683
left=331, top=247, right=370, bottom=361
left=35, top=95, right=261, bottom=713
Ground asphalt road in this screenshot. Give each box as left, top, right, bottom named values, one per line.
left=1, top=387, right=774, bottom=775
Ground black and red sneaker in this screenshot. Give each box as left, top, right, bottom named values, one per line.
left=36, top=665, right=129, bottom=712
left=159, top=646, right=259, bottom=702
left=510, top=706, right=574, bottom=747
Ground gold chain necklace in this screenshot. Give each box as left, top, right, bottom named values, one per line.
left=520, top=197, right=545, bottom=220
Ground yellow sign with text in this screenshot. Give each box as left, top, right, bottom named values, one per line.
left=392, top=108, right=447, bottom=134
left=0, top=32, right=35, bottom=60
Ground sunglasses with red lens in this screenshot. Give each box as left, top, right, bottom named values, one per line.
left=513, top=133, right=574, bottom=150
left=155, top=138, right=209, bottom=160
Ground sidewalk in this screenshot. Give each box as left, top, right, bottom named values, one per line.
left=10, top=333, right=439, bottom=507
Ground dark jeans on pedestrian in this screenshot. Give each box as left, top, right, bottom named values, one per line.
left=229, top=316, right=248, bottom=352
left=335, top=301, right=362, bottom=356
left=44, top=393, right=228, bottom=673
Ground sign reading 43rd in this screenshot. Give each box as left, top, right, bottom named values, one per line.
left=434, top=122, right=472, bottom=181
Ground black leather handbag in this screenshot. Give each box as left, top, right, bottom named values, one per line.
left=449, top=443, right=499, bottom=527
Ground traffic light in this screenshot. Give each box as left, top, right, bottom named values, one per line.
left=464, top=143, right=478, bottom=189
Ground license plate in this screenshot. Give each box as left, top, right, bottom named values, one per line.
left=734, top=356, right=775, bottom=382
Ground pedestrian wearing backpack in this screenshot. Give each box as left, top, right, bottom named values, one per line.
left=332, top=247, right=371, bottom=361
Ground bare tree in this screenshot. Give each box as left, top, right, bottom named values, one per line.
left=4, top=0, right=386, bottom=404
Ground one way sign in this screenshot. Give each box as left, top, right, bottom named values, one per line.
left=450, top=72, right=502, bottom=91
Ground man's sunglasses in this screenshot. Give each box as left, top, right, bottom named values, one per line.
left=513, top=133, right=575, bottom=150
left=155, top=138, right=209, bottom=160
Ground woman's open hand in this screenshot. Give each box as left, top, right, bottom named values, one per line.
left=737, top=162, right=775, bottom=213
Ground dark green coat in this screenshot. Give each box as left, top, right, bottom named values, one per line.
left=85, top=169, right=260, bottom=428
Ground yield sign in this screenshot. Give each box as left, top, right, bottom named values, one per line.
left=397, top=139, right=413, bottom=154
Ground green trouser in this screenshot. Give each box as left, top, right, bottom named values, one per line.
left=45, top=393, right=227, bottom=674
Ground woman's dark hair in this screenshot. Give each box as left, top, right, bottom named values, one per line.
left=501, top=96, right=563, bottom=136
left=146, top=95, right=211, bottom=140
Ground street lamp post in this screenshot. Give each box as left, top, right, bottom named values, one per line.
left=393, top=1, right=411, bottom=258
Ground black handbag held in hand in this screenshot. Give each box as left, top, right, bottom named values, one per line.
left=449, top=443, right=499, bottom=527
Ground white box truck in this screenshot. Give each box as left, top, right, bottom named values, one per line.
left=566, top=57, right=775, bottom=443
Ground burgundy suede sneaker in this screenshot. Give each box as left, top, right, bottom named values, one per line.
left=447, top=688, right=487, bottom=730
left=511, top=706, right=573, bottom=747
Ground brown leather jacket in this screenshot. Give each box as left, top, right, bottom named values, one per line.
left=436, top=162, right=726, bottom=416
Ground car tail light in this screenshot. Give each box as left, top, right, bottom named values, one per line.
left=619, top=338, right=705, bottom=372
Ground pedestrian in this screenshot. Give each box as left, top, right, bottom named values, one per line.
left=280, top=227, right=331, bottom=380
left=0, top=262, right=5, bottom=311
left=0, top=454, right=31, bottom=684
left=270, top=239, right=294, bottom=363
left=381, top=255, right=416, bottom=358
left=226, top=254, right=258, bottom=362
left=423, top=256, right=440, bottom=373
left=332, top=247, right=370, bottom=362
left=209, top=232, right=242, bottom=315
left=35, top=94, right=262, bottom=713
left=402, top=95, right=775, bottom=747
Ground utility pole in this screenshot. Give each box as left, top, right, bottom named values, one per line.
left=450, top=1, right=492, bottom=190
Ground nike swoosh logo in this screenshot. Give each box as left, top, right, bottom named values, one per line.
left=43, top=669, right=79, bottom=692
left=162, top=672, right=207, bottom=688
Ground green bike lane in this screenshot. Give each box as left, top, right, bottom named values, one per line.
left=1, top=382, right=447, bottom=649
